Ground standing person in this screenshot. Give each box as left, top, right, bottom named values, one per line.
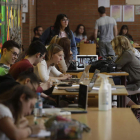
left=0, top=40, right=20, bottom=76
left=94, top=6, right=117, bottom=59
left=0, top=85, right=43, bottom=140
left=74, top=24, right=87, bottom=42
left=32, top=26, right=43, bottom=42
left=40, top=14, right=77, bottom=60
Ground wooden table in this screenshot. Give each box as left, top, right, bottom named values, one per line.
left=53, top=78, right=128, bottom=107
left=24, top=108, right=140, bottom=140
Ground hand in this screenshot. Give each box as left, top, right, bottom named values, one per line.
left=29, top=124, right=45, bottom=135
left=60, top=74, right=72, bottom=80
left=41, top=92, right=48, bottom=98
left=17, top=117, right=29, bottom=129
left=40, top=81, right=53, bottom=91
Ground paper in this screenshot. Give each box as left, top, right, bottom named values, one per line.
left=30, top=130, right=51, bottom=138
left=22, top=0, right=28, bottom=12
left=98, top=0, right=110, bottom=8
left=126, top=0, right=140, bottom=5
left=92, top=87, right=116, bottom=90
left=110, top=5, right=122, bottom=22
left=22, top=13, right=26, bottom=23
left=123, top=5, right=134, bottom=22
left=135, top=6, right=140, bottom=15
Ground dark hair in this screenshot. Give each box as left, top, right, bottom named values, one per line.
left=17, top=68, right=39, bottom=85
left=75, top=24, right=87, bottom=36
left=98, top=6, right=105, bottom=14
left=58, top=38, right=70, bottom=64
left=45, top=44, right=63, bottom=62
left=1, top=40, right=21, bottom=55
left=0, top=85, right=37, bottom=123
left=34, top=26, right=42, bottom=34
left=119, top=25, right=129, bottom=35
left=26, top=40, right=46, bottom=56
left=53, top=14, right=72, bottom=39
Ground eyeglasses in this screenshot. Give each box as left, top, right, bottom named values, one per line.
left=10, top=50, right=19, bottom=57
left=62, top=19, right=69, bottom=22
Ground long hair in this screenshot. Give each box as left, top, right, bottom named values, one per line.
left=53, top=14, right=72, bottom=39
left=49, top=35, right=60, bottom=45
left=45, top=44, right=63, bottom=64
left=74, top=24, right=87, bottom=36
left=0, top=85, right=37, bottom=123
left=111, top=36, right=134, bottom=57
left=119, top=25, right=130, bottom=36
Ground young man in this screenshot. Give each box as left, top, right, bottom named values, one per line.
left=94, top=6, right=117, bottom=59
left=9, top=40, right=46, bottom=80
left=0, top=40, right=20, bottom=76
left=32, top=26, right=43, bottom=42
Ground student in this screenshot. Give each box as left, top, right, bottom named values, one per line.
left=0, top=85, right=43, bottom=140
left=74, top=24, right=87, bottom=42
left=34, top=44, right=71, bottom=82
left=50, top=35, right=72, bottom=73
left=9, top=40, right=46, bottom=80
left=40, top=14, right=77, bottom=60
left=0, top=40, right=20, bottom=76
left=94, top=6, right=117, bottom=59
left=111, top=36, right=140, bottom=106
left=32, top=26, right=43, bottom=42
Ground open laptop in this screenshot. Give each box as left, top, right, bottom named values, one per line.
left=61, top=65, right=91, bottom=83
left=62, top=84, right=88, bottom=113
left=65, top=69, right=100, bottom=92
left=76, top=55, right=98, bottom=70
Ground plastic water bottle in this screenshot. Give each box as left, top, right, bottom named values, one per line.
left=34, top=92, right=43, bottom=117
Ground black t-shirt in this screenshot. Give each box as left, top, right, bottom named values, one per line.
left=0, top=74, right=19, bottom=94
left=32, top=37, right=41, bottom=43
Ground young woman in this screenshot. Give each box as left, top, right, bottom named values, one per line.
left=40, top=14, right=77, bottom=60
left=74, top=24, right=87, bottom=42
left=34, top=44, right=71, bottom=82
left=0, top=85, right=43, bottom=140
left=111, top=36, right=140, bottom=106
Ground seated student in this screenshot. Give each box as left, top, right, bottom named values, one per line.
left=34, top=44, right=71, bottom=82
left=0, top=40, right=20, bottom=76
left=50, top=35, right=73, bottom=73
left=0, top=85, right=43, bottom=140
left=32, top=26, right=43, bottom=42
left=74, top=24, right=87, bottom=42
left=111, top=36, right=140, bottom=106
left=9, top=40, right=46, bottom=80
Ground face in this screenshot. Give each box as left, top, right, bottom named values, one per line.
left=34, top=53, right=45, bottom=66
left=36, top=27, right=43, bottom=36
left=122, top=29, right=128, bottom=35
left=78, top=26, right=84, bottom=34
left=3, top=47, right=20, bottom=65
left=21, top=96, right=37, bottom=116
left=60, top=17, right=69, bottom=29
left=52, top=51, right=63, bottom=64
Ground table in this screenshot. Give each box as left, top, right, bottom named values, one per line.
left=24, top=108, right=140, bottom=140
left=53, top=78, right=128, bottom=107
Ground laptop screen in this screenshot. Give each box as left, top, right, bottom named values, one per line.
left=76, top=55, right=98, bottom=70
left=78, top=84, right=88, bottom=109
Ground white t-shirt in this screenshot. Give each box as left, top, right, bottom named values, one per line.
left=0, top=104, right=14, bottom=140
left=34, top=60, right=62, bottom=82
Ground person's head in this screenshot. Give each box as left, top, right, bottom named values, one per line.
left=1, top=40, right=21, bottom=64
left=33, top=26, right=43, bottom=36
left=17, top=68, right=39, bottom=92
left=119, top=25, right=129, bottom=36
left=75, top=24, right=87, bottom=36
left=26, top=41, right=46, bottom=65
left=45, top=44, right=63, bottom=65
left=57, top=37, right=71, bottom=63
left=98, top=6, right=106, bottom=15
left=0, top=85, right=37, bottom=123
left=111, top=36, right=134, bottom=57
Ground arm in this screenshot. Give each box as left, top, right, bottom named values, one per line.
left=113, top=25, right=118, bottom=37
left=57, top=57, right=68, bottom=73
left=70, top=30, right=77, bottom=60
left=94, top=29, right=98, bottom=44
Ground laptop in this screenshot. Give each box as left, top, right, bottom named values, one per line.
left=61, top=65, right=91, bottom=83
left=76, top=55, right=98, bottom=70
left=65, top=69, right=100, bottom=92
left=62, top=84, right=88, bottom=113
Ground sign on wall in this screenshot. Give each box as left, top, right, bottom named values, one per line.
left=126, top=0, right=140, bottom=5
left=98, top=0, right=110, bottom=8
left=22, top=0, right=28, bottom=13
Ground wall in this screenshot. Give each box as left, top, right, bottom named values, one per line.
left=36, top=0, right=140, bottom=43
left=22, top=0, right=36, bottom=50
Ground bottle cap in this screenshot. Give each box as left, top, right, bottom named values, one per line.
left=37, top=92, right=41, bottom=96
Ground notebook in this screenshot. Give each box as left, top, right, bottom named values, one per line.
left=76, top=55, right=98, bottom=70
left=62, top=84, right=88, bottom=113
